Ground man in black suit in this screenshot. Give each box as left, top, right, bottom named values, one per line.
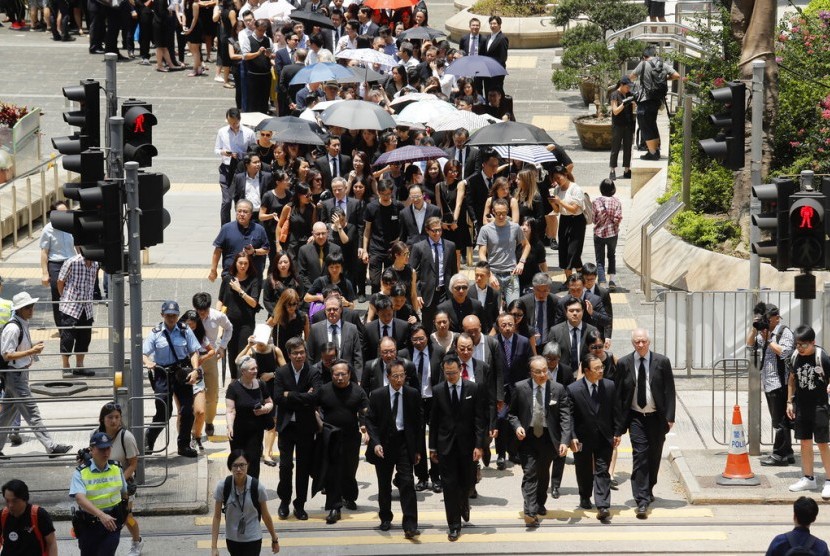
left=519, top=273, right=559, bottom=350
left=555, top=273, right=612, bottom=337
left=405, top=325, right=446, bottom=493
left=365, top=359, right=423, bottom=538
left=362, top=336, right=418, bottom=394
left=495, top=312, right=531, bottom=470
left=278, top=48, right=307, bottom=116
left=543, top=342, right=575, bottom=498
left=615, top=328, right=676, bottom=519
left=546, top=296, right=598, bottom=370
left=411, top=218, right=456, bottom=336
left=357, top=6, right=380, bottom=36
left=483, top=15, right=509, bottom=93
left=315, top=135, right=353, bottom=190
left=582, top=263, right=614, bottom=338
left=324, top=9, right=345, bottom=51
left=461, top=315, right=505, bottom=417
left=444, top=128, right=480, bottom=180
left=300, top=0, right=325, bottom=12
left=459, top=16, right=487, bottom=56
left=319, top=177, right=363, bottom=229
left=509, top=355, right=572, bottom=526
left=275, top=32, right=298, bottom=75
left=365, top=295, right=412, bottom=362
left=472, top=262, right=500, bottom=334
left=567, top=354, right=622, bottom=522
left=273, top=337, right=323, bottom=520
left=429, top=353, right=488, bottom=542
left=308, top=296, right=364, bottom=379
left=465, top=151, right=501, bottom=236
left=297, top=222, right=343, bottom=292
left=400, top=187, right=441, bottom=246
left=415, top=45, right=438, bottom=84
left=230, top=154, right=272, bottom=222
left=437, top=274, right=485, bottom=333
left=310, top=341, right=338, bottom=383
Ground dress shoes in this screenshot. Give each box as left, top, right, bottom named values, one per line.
left=415, top=479, right=429, bottom=492
left=343, top=499, right=357, bottom=510
left=636, top=503, right=649, bottom=519
left=550, top=487, right=560, bottom=499
left=293, top=507, right=308, bottom=520
left=177, top=447, right=198, bottom=458
left=448, top=527, right=460, bottom=542
left=469, top=487, right=478, bottom=499
left=461, top=502, right=470, bottom=523
left=610, top=478, right=619, bottom=490
left=597, top=507, right=611, bottom=521
left=579, top=497, right=592, bottom=510
left=524, top=513, right=540, bottom=527
left=404, top=529, right=420, bottom=539
left=496, top=455, right=506, bottom=470
left=432, top=480, right=443, bottom=493
left=277, top=502, right=290, bottom=519
left=48, top=444, right=73, bottom=458
left=379, top=520, right=391, bottom=531
left=9, top=432, right=22, bottom=447
left=760, top=455, right=789, bottom=467
left=788, top=455, right=797, bottom=464
left=537, top=506, right=547, bottom=516
left=325, top=509, right=341, bottom=524
left=623, top=170, right=632, bottom=179
left=262, top=458, right=277, bottom=467
left=205, top=423, right=215, bottom=436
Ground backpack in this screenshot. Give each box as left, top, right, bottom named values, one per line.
left=0, top=504, right=46, bottom=556
left=222, top=476, right=262, bottom=521
left=582, top=191, right=594, bottom=225
left=784, top=530, right=817, bottom=555
left=0, top=316, right=24, bottom=371
left=636, top=58, right=669, bottom=102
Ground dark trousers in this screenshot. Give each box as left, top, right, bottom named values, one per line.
left=50, top=0, right=70, bottom=39
left=420, top=286, right=447, bottom=336
left=146, top=380, right=194, bottom=451
left=368, top=252, right=392, bottom=294
left=239, top=62, right=249, bottom=111
left=102, top=3, right=119, bottom=52
left=628, top=411, right=666, bottom=504
left=495, top=415, right=516, bottom=457
left=227, top=321, right=254, bottom=380
left=87, top=0, right=103, bottom=50
left=226, top=539, right=262, bottom=556
left=374, top=432, right=417, bottom=531
left=574, top=438, right=612, bottom=509
left=230, top=426, right=264, bottom=479
left=636, top=100, right=660, bottom=143
left=610, top=124, right=634, bottom=168
left=219, top=163, right=235, bottom=226
left=593, top=235, right=618, bottom=277
left=119, top=1, right=135, bottom=51
left=232, top=64, right=243, bottom=109
left=766, top=387, right=793, bottom=460
left=348, top=258, right=368, bottom=299
left=438, top=445, right=474, bottom=529
left=518, top=433, right=555, bottom=516
left=137, top=4, right=153, bottom=59
left=77, top=521, right=121, bottom=556
left=277, top=422, right=314, bottom=507
left=414, top=398, right=439, bottom=483
left=59, top=313, right=93, bottom=357
left=46, top=260, right=65, bottom=326
left=247, top=71, right=271, bottom=114
left=549, top=452, right=566, bottom=490
left=326, top=430, right=361, bottom=509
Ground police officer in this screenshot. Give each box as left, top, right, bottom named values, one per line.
left=69, top=431, right=129, bottom=556
left=143, top=301, right=202, bottom=458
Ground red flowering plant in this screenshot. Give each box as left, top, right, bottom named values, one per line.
left=773, top=9, right=830, bottom=173
left=0, top=102, right=29, bottom=129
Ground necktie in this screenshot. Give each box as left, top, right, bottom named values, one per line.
left=392, top=391, right=400, bottom=429
left=503, top=337, right=512, bottom=367
left=417, top=350, right=425, bottom=381
left=330, top=157, right=339, bottom=177
left=338, top=199, right=346, bottom=217
left=571, top=327, right=579, bottom=367
left=591, top=383, right=599, bottom=409
left=471, top=36, right=477, bottom=56
left=532, top=386, right=544, bottom=437
left=432, top=242, right=441, bottom=285
left=290, top=48, right=296, bottom=61
left=382, top=324, right=390, bottom=337
left=637, top=358, right=647, bottom=409
left=462, top=362, right=470, bottom=380
left=318, top=245, right=324, bottom=268
left=451, top=384, right=459, bottom=407
left=536, top=300, right=545, bottom=336
left=330, top=324, right=339, bottom=348
left=484, top=176, right=490, bottom=190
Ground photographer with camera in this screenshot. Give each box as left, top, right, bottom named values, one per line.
left=747, top=303, right=795, bottom=466
left=608, top=76, right=636, bottom=181
left=143, top=301, right=202, bottom=458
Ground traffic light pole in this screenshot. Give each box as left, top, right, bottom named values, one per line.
left=108, top=117, right=126, bottom=402
left=125, top=161, right=146, bottom=484
left=104, top=53, right=118, bottom=177
left=747, top=60, right=765, bottom=456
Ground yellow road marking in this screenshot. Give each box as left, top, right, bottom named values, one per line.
left=531, top=115, right=571, bottom=131
left=506, top=56, right=538, bottom=70
left=609, top=293, right=627, bottom=303
left=613, top=318, right=638, bottom=331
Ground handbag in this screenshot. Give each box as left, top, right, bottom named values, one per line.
left=162, top=328, right=194, bottom=386
left=278, top=205, right=292, bottom=243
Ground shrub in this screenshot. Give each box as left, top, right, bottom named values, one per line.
left=670, top=211, right=740, bottom=250
left=470, top=0, right=548, bottom=17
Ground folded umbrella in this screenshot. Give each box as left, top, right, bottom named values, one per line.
left=290, top=62, right=356, bottom=86
left=321, top=100, right=397, bottom=130
left=445, top=54, right=508, bottom=78
left=374, top=145, right=449, bottom=166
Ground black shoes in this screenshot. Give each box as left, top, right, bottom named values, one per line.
left=404, top=529, right=420, bottom=539
left=579, top=497, right=592, bottom=510
left=636, top=503, right=649, bottom=519
left=640, top=150, right=661, bottom=161
left=597, top=507, right=611, bottom=521
left=551, top=487, right=560, bottom=499
left=326, top=509, right=340, bottom=524
left=343, top=499, right=357, bottom=510
left=448, top=527, right=460, bottom=541
left=277, top=502, right=290, bottom=519
left=415, top=479, right=429, bottom=491
left=72, top=368, right=94, bottom=377
left=610, top=478, right=619, bottom=490
left=496, top=455, right=506, bottom=470
left=432, top=480, right=443, bottom=493
left=9, top=432, right=21, bottom=446
left=609, top=169, right=616, bottom=180
left=379, top=520, right=391, bottom=531
left=537, top=506, right=547, bottom=516
left=262, top=458, right=277, bottom=467
left=469, top=487, right=478, bottom=499
left=205, top=423, right=215, bottom=436
left=48, top=444, right=72, bottom=458
left=178, top=447, right=198, bottom=458
left=293, top=507, right=308, bottom=520
left=760, top=455, right=789, bottom=467
left=461, top=502, right=470, bottom=523
left=623, top=170, right=632, bottom=179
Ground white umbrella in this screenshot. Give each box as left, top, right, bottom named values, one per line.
left=389, top=92, right=437, bottom=109
left=335, top=48, right=398, bottom=69
left=253, top=0, right=294, bottom=20
left=493, top=145, right=558, bottom=165
left=321, top=100, right=396, bottom=130
left=396, top=99, right=457, bottom=124
left=392, top=115, right=426, bottom=130
left=240, top=111, right=272, bottom=130
left=428, top=111, right=498, bottom=132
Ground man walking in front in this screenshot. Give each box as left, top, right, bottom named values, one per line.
left=476, top=199, right=530, bottom=305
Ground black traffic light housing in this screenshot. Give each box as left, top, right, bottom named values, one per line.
left=52, top=79, right=101, bottom=159
left=122, top=99, right=158, bottom=167
left=137, top=172, right=171, bottom=248
left=51, top=180, right=123, bottom=274
left=751, top=177, right=797, bottom=271
left=789, top=190, right=828, bottom=270
left=699, top=80, right=746, bottom=170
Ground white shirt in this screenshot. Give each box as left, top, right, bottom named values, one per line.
left=245, top=174, right=262, bottom=210
left=336, top=35, right=358, bottom=53
left=561, top=182, right=584, bottom=215
left=389, top=385, right=404, bottom=431
left=201, top=308, right=233, bottom=350
left=214, top=124, right=255, bottom=166
left=472, top=337, right=485, bottom=364
left=475, top=285, right=487, bottom=305
left=632, top=353, right=657, bottom=413
left=412, top=204, right=426, bottom=233
left=449, top=381, right=462, bottom=399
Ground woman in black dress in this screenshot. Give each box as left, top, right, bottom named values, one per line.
left=217, top=252, right=261, bottom=380
left=276, top=182, right=316, bottom=260
left=225, top=356, right=274, bottom=479
left=435, top=159, right=469, bottom=270
left=182, top=0, right=205, bottom=76
left=216, top=0, right=236, bottom=87
left=347, top=150, right=376, bottom=196
left=517, top=217, right=547, bottom=295
left=305, top=251, right=357, bottom=308
left=389, top=240, right=417, bottom=310
left=423, top=159, right=444, bottom=203
left=262, top=251, right=303, bottom=316
left=249, top=130, right=276, bottom=171
left=259, top=170, right=292, bottom=265
left=267, top=288, right=309, bottom=356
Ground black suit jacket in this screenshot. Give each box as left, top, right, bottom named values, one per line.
left=404, top=342, right=446, bottom=393
left=465, top=170, right=493, bottom=226
left=496, top=333, right=532, bottom=387
left=519, top=292, right=558, bottom=344
left=554, top=291, right=611, bottom=335
left=456, top=356, right=498, bottom=429
left=615, top=351, right=676, bottom=434
left=444, top=145, right=479, bottom=180
left=550, top=362, right=575, bottom=387
left=474, top=285, right=500, bottom=333
left=436, top=297, right=485, bottom=333
left=358, top=20, right=380, bottom=37
left=483, top=31, right=508, bottom=67
left=410, top=237, right=457, bottom=307
left=365, top=318, right=411, bottom=361
left=275, top=46, right=293, bottom=74
left=315, top=154, right=353, bottom=190
left=273, top=362, right=323, bottom=433
left=567, top=378, right=622, bottom=447
left=307, top=319, right=364, bottom=380
left=365, top=384, right=423, bottom=465
left=311, top=307, right=367, bottom=356
left=508, top=378, right=572, bottom=447
left=429, top=379, right=488, bottom=456
left=231, top=170, right=272, bottom=204
left=297, top=242, right=342, bottom=291
left=319, top=196, right=363, bottom=232
left=545, top=321, right=598, bottom=370
left=299, top=0, right=325, bottom=11
left=588, top=284, right=614, bottom=337
left=400, top=203, right=441, bottom=246
left=459, top=32, right=487, bottom=56
left=361, top=357, right=418, bottom=394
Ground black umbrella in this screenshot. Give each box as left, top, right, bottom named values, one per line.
left=289, top=9, right=336, bottom=30
left=256, top=115, right=324, bottom=135
left=466, top=121, right=555, bottom=146
left=398, top=26, right=446, bottom=41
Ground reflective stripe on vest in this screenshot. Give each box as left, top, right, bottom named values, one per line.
left=79, top=464, right=123, bottom=510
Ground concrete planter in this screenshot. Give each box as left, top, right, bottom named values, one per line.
left=445, top=8, right=563, bottom=49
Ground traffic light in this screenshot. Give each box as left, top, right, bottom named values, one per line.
left=52, top=79, right=101, bottom=159
left=137, top=172, right=171, bottom=248
left=789, top=190, right=828, bottom=270
left=51, top=180, right=123, bottom=274
left=699, top=80, right=746, bottom=170
left=60, top=148, right=105, bottom=199
left=122, top=99, right=158, bottom=167
left=751, top=178, right=797, bottom=271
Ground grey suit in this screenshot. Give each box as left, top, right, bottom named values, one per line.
left=308, top=319, right=364, bottom=380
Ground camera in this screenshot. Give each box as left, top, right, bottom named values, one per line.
left=752, top=301, right=769, bottom=331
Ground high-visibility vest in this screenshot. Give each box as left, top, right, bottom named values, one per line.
left=0, top=298, right=11, bottom=326
left=78, top=461, right=123, bottom=511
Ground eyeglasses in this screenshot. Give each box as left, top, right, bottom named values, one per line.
left=589, top=344, right=604, bottom=350
left=286, top=302, right=299, bottom=307
left=260, top=133, right=272, bottom=138
left=796, top=342, right=813, bottom=349
left=389, top=373, right=406, bottom=379
left=453, top=285, right=468, bottom=291
left=231, top=463, right=248, bottom=469
left=325, top=307, right=340, bottom=313
left=427, top=228, right=442, bottom=233
left=290, top=350, right=306, bottom=356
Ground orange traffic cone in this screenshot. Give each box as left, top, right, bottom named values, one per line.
left=716, top=405, right=760, bottom=486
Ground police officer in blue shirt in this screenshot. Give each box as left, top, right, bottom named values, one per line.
left=143, top=301, right=202, bottom=458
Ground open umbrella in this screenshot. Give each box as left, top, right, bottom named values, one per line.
left=272, top=126, right=325, bottom=146
left=240, top=111, right=272, bottom=130
left=428, top=110, right=498, bottom=132
left=396, top=98, right=457, bottom=124
left=391, top=115, right=426, bottom=130
left=445, top=55, right=508, bottom=78
left=256, top=115, right=324, bottom=135
left=253, top=0, right=294, bottom=20
left=398, top=26, right=446, bottom=41
left=374, top=145, right=449, bottom=166
left=493, top=145, right=557, bottom=165
left=466, top=121, right=555, bottom=146
left=389, top=92, right=437, bottom=111
left=289, top=62, right=356, bottom=86
left=362, top=0, right=418, bottom=9
left=335, top=48, right=398, bottom=69
left=289, top=9, right=336, bottom=30
left=339, top=66, right=385, bottom=83
left=320, top=100, right=396, bottom=130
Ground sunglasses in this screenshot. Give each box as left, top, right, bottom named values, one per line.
left=105, top=402, right=122, bottom=411
left=453, top=285, right=468, bottom=291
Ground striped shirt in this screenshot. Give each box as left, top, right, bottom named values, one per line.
left=58, top=254, right=99, bottom=320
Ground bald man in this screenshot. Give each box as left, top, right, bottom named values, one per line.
left=297, top=222, right=343, bottom=292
